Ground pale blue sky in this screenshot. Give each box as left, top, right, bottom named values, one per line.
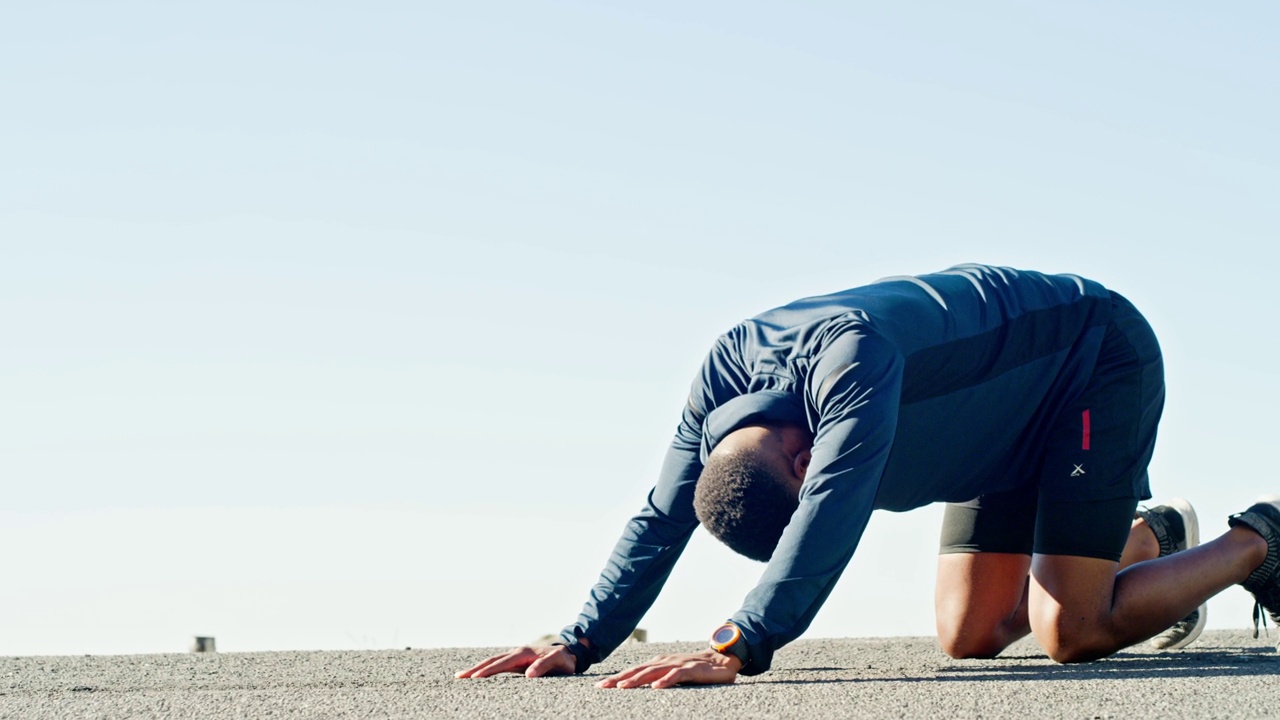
left=2, top=2, right=1277, bottom=655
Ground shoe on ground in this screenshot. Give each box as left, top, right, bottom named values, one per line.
left=1139, top=498, right=1207, bottom=650
left=1228, top=494, right=1280, bottom=643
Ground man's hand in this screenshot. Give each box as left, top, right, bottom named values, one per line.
left=454, top=645, right=576, bottom=679
left=597, top=649, right=742, bottom=689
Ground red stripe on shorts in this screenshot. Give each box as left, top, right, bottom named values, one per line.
left=1081, top=409, right=1091, bottom=450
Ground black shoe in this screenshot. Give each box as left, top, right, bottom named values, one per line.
left=1138, top=499, right=1206, bottom=650
left=1227, top=494, right=1280, bottom=643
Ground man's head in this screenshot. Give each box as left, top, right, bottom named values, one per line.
left=693, top=424, right=813, bottom=562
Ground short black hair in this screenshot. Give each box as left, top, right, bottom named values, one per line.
left=693, top=448, right=799, bottom=562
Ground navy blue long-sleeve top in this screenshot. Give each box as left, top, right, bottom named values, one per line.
left=559, top=265, right=1119, bottom=674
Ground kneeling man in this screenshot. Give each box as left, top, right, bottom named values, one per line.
left=457, top=264, right=1280, bottom=688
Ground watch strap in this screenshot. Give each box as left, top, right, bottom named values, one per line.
left=709, top=622, right=750, bottom=669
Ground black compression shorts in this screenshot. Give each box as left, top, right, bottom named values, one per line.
left=938, top=291, right=1164, bottom=562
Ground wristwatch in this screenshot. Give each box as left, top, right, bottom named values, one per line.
left=709, top=621, right=750, bottom=668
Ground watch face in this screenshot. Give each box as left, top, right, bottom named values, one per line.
left=711, top=624, right=739, bottom=647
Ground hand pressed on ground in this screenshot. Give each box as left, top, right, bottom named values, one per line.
left=453, top=645, right=576, bottom=679
left=597, top=649, right=742, bottom=690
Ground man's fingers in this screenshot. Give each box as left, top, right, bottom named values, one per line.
left=454, top=653, right=504, bottom=679
left=597, top=663, right=646, bottom=688
left=599, top=653, right=739, bottom=689
left=455, top=648, right=535, bottom=679
left=649, top=667, right=688, bottom=690
left=464, top=649, right=733, bottom=688
left=596, top=666, right=631, bottom=687
left=599, top=655, right=690, bottom=689
left=458, top=655, right=517, bottom=679
left=455, top=646, right=575, bottom=680
left=614, top=664, right=677, bottom=689
left=597, top=653, right=675, bottom=688
left=653, top=661, right=736, bottom=689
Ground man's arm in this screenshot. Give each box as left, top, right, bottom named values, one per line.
left=453, top=450, right=701, bottom=680
left=554, top=329, right=752, bottom=666
left=729, top=330, right=905, bottom=674
left=580, top=330, right=905, bottom=689
left=554, top=444, right=701, bottom=659
left=456, top=330, right=749, bottom=679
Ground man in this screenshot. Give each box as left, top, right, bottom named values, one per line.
left=456, top=264, right=1280, bottom=689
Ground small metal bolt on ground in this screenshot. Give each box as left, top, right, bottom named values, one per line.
left=190, top=636, right=217, bottom=653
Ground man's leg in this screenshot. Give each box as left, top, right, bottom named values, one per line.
left=1028, top=526, right=1267, bottom=662
left=935, top=485, right=1037, bottom=659
left=993, top=292, right=1274, bottom=660
left=936, top=513, right=1164, bottom=659
left=1021, top=289, right=1188, bottom=662
left=1118, top=514, right=1161, bottom=569
left=936, top=552, right=1031, bottom=658
left=1136, top=499, right=1209, bottom=650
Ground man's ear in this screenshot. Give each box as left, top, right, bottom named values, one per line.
left=793, top=448, right=812, bottom=481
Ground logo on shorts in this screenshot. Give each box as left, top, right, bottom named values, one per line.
left=1071, top=464, right=1086, bottom=477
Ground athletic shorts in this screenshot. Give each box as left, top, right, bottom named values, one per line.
left=939, top=291, right=1165, bottom=562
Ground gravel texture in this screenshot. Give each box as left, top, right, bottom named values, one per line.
left=1, top=630, right=1276, bottom=718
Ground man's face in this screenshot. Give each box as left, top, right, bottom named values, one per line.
left=713, top=424, right=814, bottom=497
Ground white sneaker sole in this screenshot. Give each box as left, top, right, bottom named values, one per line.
left=1150, top=498, right=1206, bottom=651
left=1166, top=497, right=1199, bottom=551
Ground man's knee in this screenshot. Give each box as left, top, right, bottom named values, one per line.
left=937, top=626, right=1008, bottom=660
left=936, top=611, right=1017, bottom=659
left=1029, top=554, right=1123, bottom=663
left=1029, top=604, right=1113, bottom=663
left=935, top=553, right=1032, bottom=659
left=1037, top=631, right=1109, bottom=664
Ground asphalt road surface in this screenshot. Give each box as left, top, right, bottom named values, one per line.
left=2, top=630, right=1276, bottom=718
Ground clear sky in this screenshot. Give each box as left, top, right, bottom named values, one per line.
left=2, top=1, right=1277, bottom=656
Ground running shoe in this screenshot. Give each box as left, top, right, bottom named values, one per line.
left=1227, top=495, right=1280, bottom=644
left=1139, top=498, right=1207, bottom=650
